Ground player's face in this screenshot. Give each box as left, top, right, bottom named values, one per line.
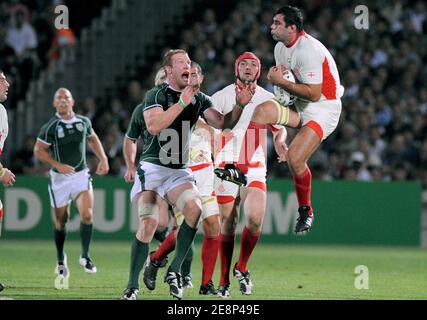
left=168, top=53, right=191, bottom=90
left=271, top=14, right=294, bottom=44
left=190, top=66, right=204, bottom=88
left=0, top=73, right=10, bottom=103
left=53, top=89, right=74, bottom=116
left=237, top=59, right=259, bottom=83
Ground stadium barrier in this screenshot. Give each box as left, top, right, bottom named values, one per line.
left=0, top=176, right=421, bottom=246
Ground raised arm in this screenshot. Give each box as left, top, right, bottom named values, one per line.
left=203, top=82, right=255, bottom=130
left=145, top=85, right=199, bottom=135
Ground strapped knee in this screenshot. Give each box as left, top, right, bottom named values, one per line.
left=175, top=188, right=202, bottom=213
left=270, top=99, right=290, bottom=125
left=201, top=196, right=219, bottom=219
left=137, top=200, right=160, bottom=222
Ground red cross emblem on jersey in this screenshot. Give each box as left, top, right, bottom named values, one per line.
left=308, top=72, right=315, bottom=78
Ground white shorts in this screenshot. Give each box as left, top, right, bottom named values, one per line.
left=48, top=169, right=92, bottom=208
left=190, top=163, right=214, bottom=197
left=214, top=165, right=267, bottom=204
left=296, top=99, right=342, bottom=140
left=190, top=163, right=219, bottom=219
left=130, top=161, right=195, bottom=202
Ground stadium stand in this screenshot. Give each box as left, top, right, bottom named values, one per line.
left=1, top=0, right=426, bottom=192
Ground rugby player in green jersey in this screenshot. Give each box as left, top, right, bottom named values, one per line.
left=34, top=88, right=109, bottom=280
left=121, top=49, right=253, bottom=300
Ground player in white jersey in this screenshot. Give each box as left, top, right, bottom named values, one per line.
left=143, top=63, right=221, bottom=296
left=222, top=6, right=344, bottom=235
left=212, top=52, right=294, bottom=298
left=0, top=70, right=16, bottom=292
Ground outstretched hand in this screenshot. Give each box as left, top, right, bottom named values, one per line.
left=235, top=81, right=256, bottom=107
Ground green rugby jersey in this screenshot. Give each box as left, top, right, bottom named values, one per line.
left=126, top=82, right=213, bottom=169
left=37, top=113, right=93, bottom=172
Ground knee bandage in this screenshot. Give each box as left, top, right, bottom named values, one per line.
left=137, top=200, right=160, bottom=222
left=271, top=99, right=290, bottom=126
left=175, top=188, right=202, bottom=212
left=201, top=196, right=219, bottom=219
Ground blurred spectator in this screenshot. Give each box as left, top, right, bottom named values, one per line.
left=6, top=10, right=37, bottom=59
left=48, top=28, right=76, bottom=67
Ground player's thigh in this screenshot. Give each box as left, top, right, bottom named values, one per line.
left=288, top=126, right=321, bottom=165
left=75, top=189, right=94, bottom=214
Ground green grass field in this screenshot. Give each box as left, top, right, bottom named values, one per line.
left=0, top=240, right=426, bottom=300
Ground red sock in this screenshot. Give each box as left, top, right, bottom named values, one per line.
left=201, top=235, right=219, bottom=286
left=219, top=233, right=235, bottom=285
left=236, top=226, right=260, bottom=273
left=293, top=167, right=313, bottom=215
left=237, top=121, right=267, bottom=174
left=151, top=229, right=177, bottom=261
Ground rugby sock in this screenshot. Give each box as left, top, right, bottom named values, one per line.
left=219, top=233, right=235, bottom=285
left=181, top=242, right=194, bottom=278
left=153, top=228, right=168, bottom=242
left=201, top=234, right=219, bottom=286
left=237, top=121, right=267, bottom=173
left=127, top=237, right=149, bottom=289
left=80, top=222, right=93, bottom=258
left=293, top=167, right=313, bottom=216
left=54, top=228, right=66, bottom=262
left=168, top=221, right=197, bottom=274
left=236, top=226, right=260, bottom=273
left=151, top=229, right=177, bottom=262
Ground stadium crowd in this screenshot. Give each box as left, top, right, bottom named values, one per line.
left=4, top=0, right=427, bottom=189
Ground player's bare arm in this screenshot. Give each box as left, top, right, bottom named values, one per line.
left=144, top=84, right=198, bottom=136
left=123, top=136, right=137, bottom=183
left=34, top=140, right=75, bottom=175
left=203, top=83, right=254, bottom=130
left=87, top=132, right=109, bottom=175
left=268, top=65, right=321, bottom=102
left=271, top=126, right=288, bottom=163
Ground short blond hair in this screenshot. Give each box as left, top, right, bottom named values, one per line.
left=162, top=49, right=188, bottom=67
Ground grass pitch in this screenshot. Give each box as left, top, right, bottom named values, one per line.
left=0, top=240, right=426, bottom=300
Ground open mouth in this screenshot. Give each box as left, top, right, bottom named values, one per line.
left=182, top=71, right=190, bottom=81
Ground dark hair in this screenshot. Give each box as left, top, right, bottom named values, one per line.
left=275, top=5, right=304, bottom=32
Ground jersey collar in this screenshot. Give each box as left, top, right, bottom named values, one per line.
left=56, top=112, right=77, bottom=123
left=285, top=30, right=306, bottom=48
